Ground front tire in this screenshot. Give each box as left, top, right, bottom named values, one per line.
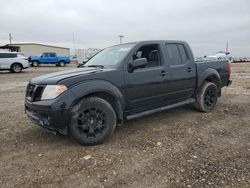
left=194, top=82, right=218, bottom=112
left=10, top=63, right=22, bottom=73
left=32, top=61, right=39, bottom=67
left=69, top=97, right=116, bottom=145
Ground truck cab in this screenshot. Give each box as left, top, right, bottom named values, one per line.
left=29, top=52, right=70, bottom=67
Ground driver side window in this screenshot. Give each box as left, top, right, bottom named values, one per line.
left=133, top=44, right=161, bottom=68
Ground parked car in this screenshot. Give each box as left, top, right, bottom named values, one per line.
left=25, top=40, right=232, bottom=145
left=29, top=52, right=70, bottom=67
left=0, top=52, right=29, bottom=73
left=204, top=51, right=233, bottom=63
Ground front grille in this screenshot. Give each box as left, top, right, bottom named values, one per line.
left=26, top=84, right=44, bottom=101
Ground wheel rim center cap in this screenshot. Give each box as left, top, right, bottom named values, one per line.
left=90, top=119, right=94, bottom=124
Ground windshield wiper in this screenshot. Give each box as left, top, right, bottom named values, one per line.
left=86, top=65, right=105, bottom=68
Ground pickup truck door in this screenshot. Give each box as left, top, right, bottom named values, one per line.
left=162, top=43, right=196, bottom=101
left=124, top=43, right=167, bottom=110
left=48, top=53, right=58, bottom=63
left=40, top=53, right=49, bottom=63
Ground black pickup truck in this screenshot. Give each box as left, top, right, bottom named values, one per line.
left=25, top=40, right=232, bottom=145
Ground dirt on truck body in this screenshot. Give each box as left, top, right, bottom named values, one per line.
left=0, top=63, right=250, bottom=187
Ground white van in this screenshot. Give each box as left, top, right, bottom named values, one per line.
left=0, top=52, right=29, bottom=73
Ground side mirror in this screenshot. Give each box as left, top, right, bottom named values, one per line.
left=130, top=58, right=147, bottom=70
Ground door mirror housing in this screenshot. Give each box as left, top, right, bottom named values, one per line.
left=130, top=58, right=147, bottom=70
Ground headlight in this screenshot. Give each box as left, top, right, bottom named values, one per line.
left=41, top=85, right=67, bottom=100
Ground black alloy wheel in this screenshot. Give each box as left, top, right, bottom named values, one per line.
left=70, top=97, right=116, bottom=145
left=77, top=107, right=107, bottom=138
left=204, top=86, right=217, bottom=109
left=194, top=81, right=218, bottom=112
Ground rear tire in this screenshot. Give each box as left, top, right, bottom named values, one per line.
left=69, top=97, right=116, bottom=145
left=194, top=82, right=218, bottom=112
left=59, top=61, right=65, bottom=67
left=10, top=63, right=22, bottom=73
left=32, top=61, right=39, bottom=67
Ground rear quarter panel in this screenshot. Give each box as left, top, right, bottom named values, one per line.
left=196, top=60, right=229, bottom=89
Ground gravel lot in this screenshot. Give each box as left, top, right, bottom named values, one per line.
left=0, top=63, right=249, bottom=188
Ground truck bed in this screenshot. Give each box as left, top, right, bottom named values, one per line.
left=195, top=60, right=230, bottom=88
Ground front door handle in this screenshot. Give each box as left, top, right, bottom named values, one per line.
left=161, top=70, right=166, bottom=76
left=187, top=67, right=192, bottom=72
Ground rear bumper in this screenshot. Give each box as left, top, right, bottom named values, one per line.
left=25, top=100, right=71, bottom=135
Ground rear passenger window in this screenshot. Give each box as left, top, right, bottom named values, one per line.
left=50, top=53, right=56, bottom=57
left=165, top=44, right=182, bottom=66
left=178, top=44, right=188, bottom=63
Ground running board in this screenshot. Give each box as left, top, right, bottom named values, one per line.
left=126, top=98, right=195, bottom=120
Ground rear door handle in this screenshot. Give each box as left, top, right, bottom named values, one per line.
left=187, top=67, right=192, bottom=72
left=161, top=70, right=166, bottom=76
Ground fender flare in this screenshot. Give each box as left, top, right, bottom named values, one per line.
left=69, top=80, right=125, bottom=121
left=197, top=68, right=221, bottom=94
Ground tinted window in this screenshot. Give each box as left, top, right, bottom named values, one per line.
left=49, top=53, right=56, bottom=57
left=0, top=53, right=17, bottom=58
left=133, top=44, right=161, bottom=68
left=178, top=44, right=188, bottom=63
left=166, top=44, right=182, bottom=66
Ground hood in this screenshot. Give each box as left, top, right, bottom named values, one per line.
left=30, top=67, right=104, bottom=85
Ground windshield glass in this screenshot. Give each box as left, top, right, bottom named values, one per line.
left=84, top=43, right=135, bottom=67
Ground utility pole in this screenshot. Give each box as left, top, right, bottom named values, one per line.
left=226, top=42, right=229, bottom=52
left=72, top=33, right=76, bottom=56
left=9, top=33, right=12, bottom=44
left=118, top=35, right=124, bottom=44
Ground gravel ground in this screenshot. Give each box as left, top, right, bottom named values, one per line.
left=0, top=63, right=249, bottom=188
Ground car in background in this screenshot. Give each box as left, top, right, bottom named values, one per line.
left=70, top=55, right=78, bottom=64
left=29, top=52, right=70, bottom=67
left=0, top=52, right=29, bottom=73
left=204, top=51, right=233, bottom=63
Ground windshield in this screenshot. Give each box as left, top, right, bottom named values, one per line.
left=84, top=43, right=135, bottom=67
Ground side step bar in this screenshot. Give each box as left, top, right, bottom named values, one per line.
left=126, top=98, right=195, bottom=120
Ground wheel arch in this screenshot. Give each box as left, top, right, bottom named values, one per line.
left=32, top=59, right=40, bottom=63
left=11, top=62, right=23, bottom=69
left=69, top=80, right=125, bottom=124
left=197, top=68, right=222, bottom=96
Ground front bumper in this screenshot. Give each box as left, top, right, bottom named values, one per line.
left=25, top=92, right=75, bottom=135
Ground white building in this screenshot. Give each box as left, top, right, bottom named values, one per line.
left=0, top=43, right=70, bottom=57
